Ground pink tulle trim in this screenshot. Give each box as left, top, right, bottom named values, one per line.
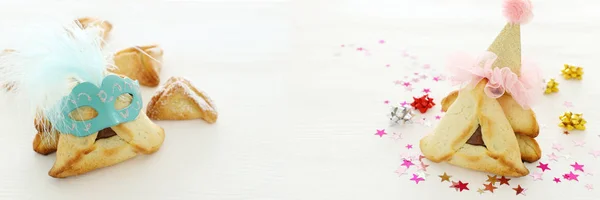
left=446, top=51, right=543, bottom=109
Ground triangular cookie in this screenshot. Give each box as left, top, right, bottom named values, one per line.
left=110, top=45, right=163, bottom=87
left=34, top=94, right=165, bottom=178
left=146, top=76, right=218, bottom=123
left=440, top=90, right=541, bottom=163
left=420, top=80, right=529, bottom=177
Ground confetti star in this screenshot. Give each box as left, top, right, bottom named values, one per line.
left=405, top=144, right=413, bottom=149
left=423, top=88, right=431, bottom=93
left=416, top=171, right=429, bottom=180
left=417, top=162, right=429, bottom=171
left=418, top=155, right=426, bottom=162
left=513, top=185, right=525, bottom=195
left=420, top=74, right=428, bottom=79
left=394, top=80, right=402, bottom=85
left=439, top=172, right=451, bottom=182
left=385, top=64, right=390, bottom=67
left=483, top=182, right=497, bottom=193
left=571, top=162, right=585, bottom=172
left=573, top=140, right=586, bottom=147
left=379, top=40, right=385, bottom=44
left=435, top=115, right=441, bottom=120
left=477, top=188, right=485, bottom=194
left=589, top=150, right=600, bottom=158
left=405, top=86, right=414, bottom=92
left=450, top=181, right=460, bottom=191
left=401, top=159, right=414, bottom=168
left=410, top=174, right=425, bottom=184
left=411, top=78, right=420, bottom=83
left=585, top=184, right=594, bottom=190
left=433, top=76, right=441, bottom=82
left=357, top=47, right=363, bottom=51
left=530, top=172, right=543, bottom=181
left=456, top=181, right=469, bottom=192
left=390, top=132, right=403, bottom=141
left=403, top=82, right=411, bottom=87
left=402, top=51, right=409, bottom=57
left=375, top=129, right=387, bottom=137
left=552, top=143, right=564, bottom=152
left=498, top=176, right=511, bottom=185
left=553, top=177, right=561, bottom=183
left=566, top=171, right=580, bottom=181
left=423, top=64, right=431, bottom=69
left=486, top=175, right=498, bottom=185
left=564, top=101, right=573, bottom=107
left=547, top=152, right=559, bottom=162
left=537, top=162, right=551, bottom=172
left=394, top=167, right=407, bottom=176
left=562, top=153, right=572, bottom=160
left=384, top=100, right=389, bottom=104
left=400, top=101, right=408, bottom=107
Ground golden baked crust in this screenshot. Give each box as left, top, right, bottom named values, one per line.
left=441, top=90, right=542, bottom=163
left=76, top=17, right=113, bottom=42
left=146, top=76, right=218, bottom=123
left=33, top=95, right=165, bottom=178
left=420, top=80, right=529, bottom=177
left=110, top=45, right=163, bottom=87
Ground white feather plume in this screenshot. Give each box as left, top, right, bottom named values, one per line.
left=0, top=19, right=110, bottom=133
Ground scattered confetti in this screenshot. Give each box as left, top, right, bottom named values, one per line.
left=498, top=176, right=511, bottom=185
left=439, top=172, right=451, bottom=182
left=571, top=162, right=585, bottom=172
left=573, top=140, right=586, bottom=147
left=357, top=47, right=364, bottom=51
left=483, top=182, right=497, bottom=193
left=375, top=129, right=387, bottom=137
left=561, top=64, right=584, bottom=80
left=537, top=162, right=550, bottom=172
left=559, top=111, right=586, bottom=131
left=585, top=184, right=594, bottom=191
left=530, top=172, right=543, bottom=181
left=433, top=76, right=441, bottom=82
left=423, top=64, right=431, bottom=69
left=390, top=132, right=403, bottom=141
left=416, top=162, right=429, bottom=171
left=405, top=144, right=413, bottom=149
left=477, top=188, right=485, bottom=194
left=400, top=101, right=409, bottom=107
left=411, top=78, right=420, bottom=83
left=564, top=171, right=579, bottom=181
left=486, top=175, right=498, bottom=185
left=563, top=130, right=570, bottom=135
left=589, top=150, right=600, bottom=158
left=420, top=74, right=427, bottom=80
left=405, top=86, right=414, bottom=92
left=423, top=88, right=431, bottom=93
left=386, top=64, right=390, bottom=67
left=552, top=143, right=564, bottom=152
left=456, top=181, right=469, bottom=192
left=379, top=40, right=385, bottom=44
left=418, top=155, right=426, bottom=162
left=563, top=101, right=573, bottom=108
left=553, top=177, right=561, bottom=183
left=410, top=94, right=435, bottom=113
left=450, top=181, right=460, bottom=191
left=395, top=167, right=407, bottom=176
left=544, top=78, right=559, bottom=94
left=435, top=115, right=441, bottom=120
left=548, top=152, right=559, bottom=162
left=410, top=174, right=425, bottom=184
left=401, top=159, right=414, bottom=168
left=513, top=185, right=526, bottom=196
left=384, top=100, right=389, bottom=104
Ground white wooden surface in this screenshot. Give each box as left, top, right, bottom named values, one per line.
left=0, top=0, right=599, bottom=199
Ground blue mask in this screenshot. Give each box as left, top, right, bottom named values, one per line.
left=49, top=75, right=143, bottom=137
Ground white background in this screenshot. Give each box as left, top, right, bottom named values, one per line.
left=0, top=0, right=599, bottom=199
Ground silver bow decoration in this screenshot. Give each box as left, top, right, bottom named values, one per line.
left=389, top=105, right=415, bottom=125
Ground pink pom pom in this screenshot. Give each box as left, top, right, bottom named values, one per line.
left=503, top=0, right=533, bottom=24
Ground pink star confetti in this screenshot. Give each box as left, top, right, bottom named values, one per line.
left=390, top=132, right=403, bottom=141
left=433, top=76, right=441, bottom=82
left=385, top=64, right=390, bottom=68
left=585, top=184, right=594, bottom=190
left=379, top=40, right=385, bottom=44
left=400, top=101, right=409, bottom=107
left=395, top=167, right=407, bottom=176
left=420, top=74, right=428, bottom=79
left=410, top=55, right=417, bottom=60
left=552, top=143, right=564, bottom=152
left=423, top=88, right=431, bottom=93
left=435, top=115, right=441, bottom=120
left=571, top=162, right=585, bottom=172
left=530, top=172, right=543, bottom=181
left=411, top=78, right=420, bottom=83
left=357, top=47, right=364, bottom=51
left=402, top=51, right=409, bottom=57
left=418, top=155, right=426, bottom=162
left=573, top=140, right=586, bottom=147
left=410, top=174, right=425, bottom=184
left=384, top=100, right=389, bottom=104
left=375, top=129, right=387, bottom=137
left=401, top=159, right=415, bottom=168
left=406, top=144, right=413, bottom=149
left=589, top=150, right=600, bottom=158
left=417, top=162, right=429, bottom=171
left=564, top=171, right=579, bottom=181
left=423, top=64, right=431, bottom=69
left=450, top=181, right=460, bottom=191
left=537, top=162, right=550, bottom=172
left=394, top=80, right=402, bottom=85
left=553, top=177, right=561, bottom=183
left=564, top=101, right=573, bottom=107
left=340, top=44, right=345, bottom=47
left=547, top=152, right=559, bottom=162
left=403, top=82, right=411, bottom=87
left=405, top=86, right=414, bottom=92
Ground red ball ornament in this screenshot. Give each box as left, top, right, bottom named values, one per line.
left=410, top=94, right=435, bottom=113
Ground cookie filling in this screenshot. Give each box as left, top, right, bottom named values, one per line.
left=96, top=127, right=117, bottom=141
left=466, top=125, right=485, bottom=147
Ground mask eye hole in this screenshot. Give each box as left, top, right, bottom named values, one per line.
left=115, top=93, right=133, bottom=110
left=68, top=106, right=99, bottom=121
